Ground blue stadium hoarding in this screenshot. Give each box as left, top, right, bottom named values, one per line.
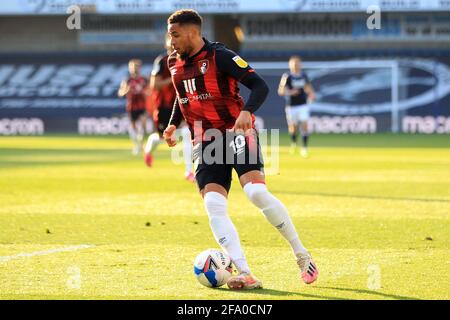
left=0, top=53, right=449, bottom=135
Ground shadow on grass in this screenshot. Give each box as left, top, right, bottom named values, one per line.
left=216, top=285, right=418, bottom=300
left=0, top=148, right=173, bottom=169
left=0, top=158, right=128, bottom=169
left=314, top=286, right=419, bottom=300
left=274, top=190, right=450, bottom=203
left=0, top=148, right=175, bottom=169
left=214, top=287, right=351, bottom=300
left=0, top=148, right=125, bottom=156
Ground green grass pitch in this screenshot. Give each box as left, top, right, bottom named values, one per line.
left=0, top=133, right=449, bottom=300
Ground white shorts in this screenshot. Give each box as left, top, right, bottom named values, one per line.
left=285, top=105, right=310, bottom=126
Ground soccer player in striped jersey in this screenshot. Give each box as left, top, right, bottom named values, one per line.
left=278, top=56, right=316, bottom=157
left=144, top=36, right=195, bottom=182
left=162, top=9, right=318, bottom=290
left=118, top=59, right=148, bottom=155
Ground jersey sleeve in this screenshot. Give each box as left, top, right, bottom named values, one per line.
left=284, top=73, right=292, bottom=89
left=215, top=46, right=254, bottom=81
left=151, top=55, right=165, bottom=77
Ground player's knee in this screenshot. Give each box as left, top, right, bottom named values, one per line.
left=244, top=183, right=289, bottom=228
left=288, top=125, right=296, bottom=134
left=204, top=191, right=227, bottom=217
left=243, top=182, right=273, bottom=209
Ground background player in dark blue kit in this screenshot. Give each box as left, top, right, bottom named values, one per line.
left=278, top=56, right=316, bottom=157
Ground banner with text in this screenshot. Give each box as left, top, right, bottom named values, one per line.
left=0, top=55, right=449, bottom=134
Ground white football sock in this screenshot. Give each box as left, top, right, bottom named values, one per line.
left=204, top=192, right=251, bottom=274
left=137, top=131, right=144, bottom=145
left=181, top=126, right=193, bottom=173
left=144, top=132, right=161, bottom=154
left=243, top=182, right=309, bottom=257
left=129, top=127, right=137, bottom=143
left=129, top=127, right=140, bottom=154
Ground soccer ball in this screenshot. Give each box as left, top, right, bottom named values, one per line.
left=194, top=249, right=233, bottom=288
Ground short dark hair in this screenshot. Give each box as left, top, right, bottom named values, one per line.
left=167, top=9, right=202, bottom=28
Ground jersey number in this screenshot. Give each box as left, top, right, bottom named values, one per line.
left=229, top=135, right=246, bottom=155
left=183, top=78, right=197, bottom=94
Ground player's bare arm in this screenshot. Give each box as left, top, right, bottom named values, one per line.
left=164, top=99, right=182, bottom=147
left=277, top=73, right=288, bottom=96
left=305, top=83, right=316, bottom=102
left=278, top=73, right=299, bottom=96
left=150, top=74, right=173, bottom=91
left=117, top=80, right=129, bottom=97
left=231, top=110, right=253, bottom=134
left=163, top=124, right=177, bottom=147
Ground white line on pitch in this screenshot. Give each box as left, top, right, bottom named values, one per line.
left=0, top=245, right=95, bottom=263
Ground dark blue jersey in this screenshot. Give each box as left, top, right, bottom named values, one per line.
left=283, top=72, right=310, bottom=107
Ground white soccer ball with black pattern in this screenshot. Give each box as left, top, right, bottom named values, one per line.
left=194, top=249, right=233, bottom=288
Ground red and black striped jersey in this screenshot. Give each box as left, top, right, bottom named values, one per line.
left=125, top=75, right=147, bottom=112
left=151, top=54, right=177, bottom=110
left=168, top=38, right=255, bottom=142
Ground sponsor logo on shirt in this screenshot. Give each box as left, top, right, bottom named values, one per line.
left=232, top=56, right=248, bottom=68
left=179, top=93, right=214, bottom=104
left=198, top=60, right=209, bottom=74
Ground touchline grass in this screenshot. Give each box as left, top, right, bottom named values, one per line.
left=0, top=134, right=449, bottom=300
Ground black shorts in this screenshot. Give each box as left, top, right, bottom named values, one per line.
left=194, top=130, right=264, bottom=193
left=128, top=109, right=146, bottom=122
left=155, top=107, right=172, bottom=135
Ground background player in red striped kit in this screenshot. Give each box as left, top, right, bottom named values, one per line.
left=118, top=59, right=148, bottom=155
left=163, top=9, right=319, bottom=290
left=144, top=36, right=195, bottom=182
